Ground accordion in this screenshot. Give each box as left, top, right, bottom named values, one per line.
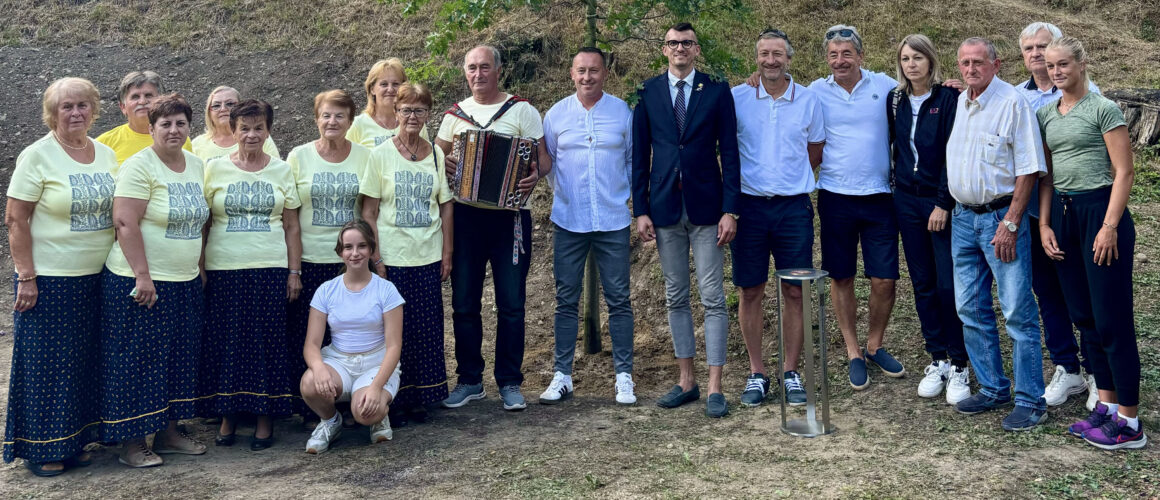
left=450, top=129, right=538, bottom=210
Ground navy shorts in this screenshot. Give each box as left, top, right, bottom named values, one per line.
left=817, top=190, right=900, bottom=280
left=731, top=193, right=815, bottom=288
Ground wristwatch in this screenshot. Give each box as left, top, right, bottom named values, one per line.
left=726, top=212, right=740, bottom=221
left=1002, top=219, right=1018, bottom=233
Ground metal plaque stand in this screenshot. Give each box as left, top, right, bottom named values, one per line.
left=775, top=268, right=835, bottom=437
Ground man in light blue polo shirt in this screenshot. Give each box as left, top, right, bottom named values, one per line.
left=731, top=29, right=825, bottom=408
left=808, top=25, right=905, bottom=390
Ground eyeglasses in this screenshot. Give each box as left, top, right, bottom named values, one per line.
left=397, top=108, right=430, bottom=117
left=825, top=29, right=856, bottom=40
left=210, top=101, right=238, bottom=110
left=663, top=40, right=698, bottom=49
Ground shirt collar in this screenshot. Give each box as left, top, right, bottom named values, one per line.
left=668, top=69, right=697, bottom=89
left=966, top=78, right=1001, bottom=109
left=756, top=75, right=797, bottom=102
left=1025, top=75, right=1058, bottom=94
left=825, top=68, right=871, bottom=92
left=572, top=91, right=606, bottom=110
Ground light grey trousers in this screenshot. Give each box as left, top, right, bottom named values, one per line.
left=654, top=206, right=728, bottom=366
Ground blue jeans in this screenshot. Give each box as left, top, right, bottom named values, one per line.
left=951, top=205, right=1045, bottom=410
left=552, top=225, right=634, bottom=375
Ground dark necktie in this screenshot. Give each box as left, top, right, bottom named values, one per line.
left=674, top=80, right=687, bottom=136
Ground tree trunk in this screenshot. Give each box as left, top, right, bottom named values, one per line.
left=582, top=251, right=602, bottom=354
left=585, top=0, right=598, bottom=48
left=1105, top=89, right=1160, bottom=148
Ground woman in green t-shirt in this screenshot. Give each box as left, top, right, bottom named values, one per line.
left=1036, top=36, right=1144, bottom=450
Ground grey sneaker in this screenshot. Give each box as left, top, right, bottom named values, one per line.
left=442, top=383, right=486, bottom=408
left=500, top=385, right=526, bottom=411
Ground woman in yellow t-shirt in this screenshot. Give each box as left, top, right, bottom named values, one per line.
left=3, top=78, right=114, bottom=477
left=197, top=99, right=303, bottom=451
left=347, top=58, right=429, bottom=148
left=287, top=89, right=372, bottom=424
left=190, top=86, right=280, bottom=162
left=101, top=94, right=210, bottom=467
left=360, top=83, right=452, bottom=425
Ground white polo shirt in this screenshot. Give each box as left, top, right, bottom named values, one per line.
left=946, top=77, right=1046, bottom=206
left=731, top=76, right=825, bottom=197
left=543, top=92, right=633, bottom=233
left=808, top=68, right=897, bottom=195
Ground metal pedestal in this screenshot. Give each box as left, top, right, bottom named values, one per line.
left=775, top=268, right=835, bottom=437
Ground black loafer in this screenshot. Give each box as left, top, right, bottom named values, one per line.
left=250, top=434, right=274, bottom=451
left=656, top=384, right=701, bottom=408
left=214, top=433, right=236, bottom=447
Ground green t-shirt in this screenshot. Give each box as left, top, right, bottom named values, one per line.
left=1037, top=93, right=1126, bottom=192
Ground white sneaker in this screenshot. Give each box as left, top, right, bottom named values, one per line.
left=538, top=371, right=573, bottom=405
left=1085, top=374, right=1098, bottom=411
left=1044, top=365, right=1087, bottom=406
left=369, top=417, right=393, bottom=443
left=305, top=414, right=342, bottom=454
left=945, top=365, right=971, bottom=405
left=615, top=372, right=636, bottom=405
left=917, top=360, right=951, bottom=398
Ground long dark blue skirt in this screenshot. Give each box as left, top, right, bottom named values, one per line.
left=100, top=270, right=202, bottom=441
left=387, top=262, right=449, bottom=409
left=3, top=274, right=102, bottom=464
left=286, top=261, right=343, bottom=414
left=197, top=268, right=295, bottom=417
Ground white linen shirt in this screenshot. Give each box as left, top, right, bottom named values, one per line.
left=809, top=68, right=897, bottom=195
left=543, top=92, right=633, bottom=233
left=667, top=69, right=697, bottom=106
left=1016, top=76, right=1101, bottom=111
left=946, top=77, right=1047, bottom=206
left=731, top=77, right=826, bottom=196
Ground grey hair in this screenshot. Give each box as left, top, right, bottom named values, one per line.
left=117, top=71, right=163, bottom=102
left=465, top=45, right=503, bottom=70
left=960, top=37, right=998, bottom=62
left=823, top=24, right=862, bottom=54
left=1020, top=22, right=1063, bottom=42
left=756, top=30, right=795, bottom=58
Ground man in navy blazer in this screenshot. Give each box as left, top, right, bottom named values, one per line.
left=631, top=22, right=741, bottom=418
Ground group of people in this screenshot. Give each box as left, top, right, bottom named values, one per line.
left=1, top=18, right=1146, bottom=477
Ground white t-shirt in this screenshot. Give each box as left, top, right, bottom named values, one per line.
left=309, top=273, right=405, bottom=353
left=908, top=91, right=932, bottom=165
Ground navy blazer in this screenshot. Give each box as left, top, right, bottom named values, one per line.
left=631, top=71, right=741, bottom=227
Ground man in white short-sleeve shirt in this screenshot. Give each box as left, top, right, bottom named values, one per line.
left=807, top=24, right=904, bottom=391
left=945, top=37, right=1048, bottom=431
left=433, top=45, right=552, bottom=412
left=730, top=29, right=825, bottom=408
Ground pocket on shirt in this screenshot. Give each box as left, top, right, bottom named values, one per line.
left=980, top=133, right=1007, bottom=167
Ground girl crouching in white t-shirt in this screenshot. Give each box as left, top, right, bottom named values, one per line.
left=301, top=219, right=405, bottom=454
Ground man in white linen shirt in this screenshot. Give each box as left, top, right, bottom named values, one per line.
left=538, top=47, right=637, bottom=407
left=945, top=37, right=1048, bottom=431
left=808, top=24, right=905, bottom=391
left=730, top=29, right=824, bottom=408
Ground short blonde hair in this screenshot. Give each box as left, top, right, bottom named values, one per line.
left=313, top=89, right=358, bottom=119
left=395, top=82, right=433, bottom=109
left=363, top=58, right=408, bottom=115
left=894, top=34, right=943, bottom=95
left=203, top=86, right=241, bottom=136
left=42, top=77, right=101, bottom=131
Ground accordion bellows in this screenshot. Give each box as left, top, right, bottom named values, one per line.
left=451, top=129, right=538, bottom=210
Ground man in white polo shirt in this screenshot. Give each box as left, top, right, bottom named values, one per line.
left=731, top=29, right=825, bottom=408
left=808, top=25, right=904, bottom=390
left=946, top=37, right=1047, bottom=431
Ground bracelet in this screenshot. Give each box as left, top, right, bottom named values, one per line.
left=374, top=259, right=384, bottom=267
left=1103, top=222, right=1118, bottom=229
left=288, top=269, right=302, bottom=275
left=16, top=274, right=37, bottom=282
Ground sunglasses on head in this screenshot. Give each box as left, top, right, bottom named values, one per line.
left=826, top=28, right=856, bottom=40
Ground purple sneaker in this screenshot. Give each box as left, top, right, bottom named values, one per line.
left=1083, top=414, right=1148, bottom=450
left=1068, top=402, right=1112, bottom=438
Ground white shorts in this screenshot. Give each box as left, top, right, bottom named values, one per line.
left=320, top=344, right=402, bottom=402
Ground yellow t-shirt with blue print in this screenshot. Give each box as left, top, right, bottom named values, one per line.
left=288, top=141, right=371, bottom=264
left=95, top=123, right=193, bottom=165
left=105, top=148, right=210, bottom=281
left=346, top=112, right=429, bottom=148
left=7, top=134, right=117, bottom=276
left=203, top=156, right=302, bottom=271
left=359, top=144, right=452, bottom=267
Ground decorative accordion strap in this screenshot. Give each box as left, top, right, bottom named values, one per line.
left=443, top=95, right=530, bottom=130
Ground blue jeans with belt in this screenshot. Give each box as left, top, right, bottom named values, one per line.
left=951, top=204, right=1046, bottom=410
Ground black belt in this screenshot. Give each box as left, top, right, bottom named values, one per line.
left=961, top=195, right=1012, bottom=214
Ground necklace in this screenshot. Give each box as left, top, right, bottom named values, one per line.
left=53, top=132, right=88, bottom=151
left=396, top=136, right=419, bottom=161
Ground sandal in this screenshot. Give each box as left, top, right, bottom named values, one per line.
left=63, top=451, right=93, bottom=468
left=154, top=431, right=207, bottom=455
left=24, top=460, right=66, bottom=477
left=119, top=442, right=163, bottom=468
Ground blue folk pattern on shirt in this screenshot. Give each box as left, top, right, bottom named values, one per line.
left=394, top=170, right=434, bottom=228
left=68, top=173, right=114, bottom=232
left=224, top=180, right=275, bottom=232
left=310, top=172, right=359, bottom=227
left=166, top=182, right=210, bottom=240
